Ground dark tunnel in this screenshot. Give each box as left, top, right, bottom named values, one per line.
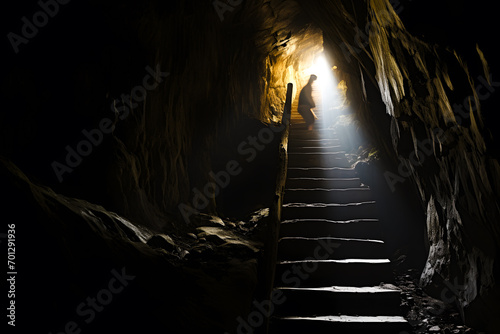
left=1, top=0, right=499, bottom=333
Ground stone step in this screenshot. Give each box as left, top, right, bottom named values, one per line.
left=285, top=177, right=363, bottom=189
left=288, top=151, right=347, bottom=161
left=273, top=285, right=403, bottom=317
left=282, top=202, right=378, bottom=221
left=286, top=167, right=358, bottom=178
left=288, top=145, right=343, bottom=153
left=288, top=134, right=340, bottom=144
left=277, top=237, right=387, bottom=261
left=283, top=188, right=374, bottom=204
left=292, top=125, right=332, bottom=130
left=270, top=315, right=411, bottom=333
left=275, top=259, right=394, bottom=287
left=290, top=125, right=337, bottom=130
left=290, top=130, right=337, bottom=140
left=289, top=123, right=333, bottom=130
left=288, top=139, right=341, bottom=147
left=288, top=151, right=346, bottom=157
left=279, top=219, right=382, bottom=239
left=288, top=154, right=351, bottom=168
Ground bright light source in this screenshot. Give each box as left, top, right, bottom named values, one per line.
left=304, top=54, right=340, bottom=128
left=305, top=55, right=328, bottom=86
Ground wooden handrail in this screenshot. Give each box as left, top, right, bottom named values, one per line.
left=261, top=83, right=293, bottom=334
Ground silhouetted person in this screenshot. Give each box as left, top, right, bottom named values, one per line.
left=298, top=74, right=318, bottom=130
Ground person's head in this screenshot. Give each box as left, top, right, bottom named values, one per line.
left=309, top=74, right=318, bottom=84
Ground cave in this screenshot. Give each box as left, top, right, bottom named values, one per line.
left=1, top=0, right=499, bottom=333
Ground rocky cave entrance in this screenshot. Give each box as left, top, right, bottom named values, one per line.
left=1, top=0, right=499, bottom=333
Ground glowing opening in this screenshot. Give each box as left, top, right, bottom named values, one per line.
left=302, top=53, right=341, bottom=128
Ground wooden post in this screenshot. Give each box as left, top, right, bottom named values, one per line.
left=262, top=83, right=293, bottom=334
left=283, top=82, right=293, bottom=125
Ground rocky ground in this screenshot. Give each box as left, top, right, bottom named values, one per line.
left=393, top=266, right=485, bottom=334
left=2, top=157, right=272, bottom=333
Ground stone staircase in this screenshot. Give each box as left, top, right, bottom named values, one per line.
left=270, top=121, right=411, bottom=333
